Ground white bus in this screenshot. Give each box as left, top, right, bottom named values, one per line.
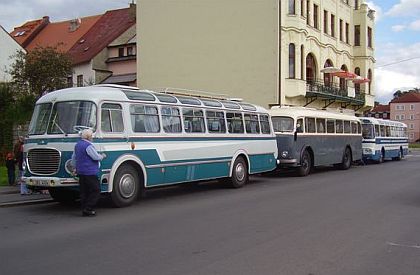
left=360, top=117, right=408, bottom=163
left=23, top=85, right=278, bottom=207
left=269, top=106, right=362, bottom=176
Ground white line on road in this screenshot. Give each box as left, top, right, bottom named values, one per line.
left=387, top=242, right=420, bottom=249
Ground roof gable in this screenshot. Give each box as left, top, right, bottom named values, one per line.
left=10, top=17, right=49, bottom=47
left=68, top=7, right=136, bottom=65
left=390, top=92, right=420, bottom=103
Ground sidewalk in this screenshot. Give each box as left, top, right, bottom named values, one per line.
left=0, top=185, right=53, bottom=207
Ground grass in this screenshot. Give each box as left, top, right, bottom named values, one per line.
left=409, top=143, right=420, bottom=149
left=0, top=166, right=8, bottom=186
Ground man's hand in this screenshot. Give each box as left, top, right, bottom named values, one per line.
left=101, top=153, right=107, bottom=159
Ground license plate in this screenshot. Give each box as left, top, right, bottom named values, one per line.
left=31, top=180, right=50, bottom=186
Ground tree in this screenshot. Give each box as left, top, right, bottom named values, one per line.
left=9, top=45, right=73, bottom=98
left=393, top=90, right=402, bottom=99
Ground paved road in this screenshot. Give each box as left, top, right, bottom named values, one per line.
left=2, top=152, right=420, bottom=275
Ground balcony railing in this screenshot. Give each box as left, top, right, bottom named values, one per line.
left=305, top=79, right=365, bottom=109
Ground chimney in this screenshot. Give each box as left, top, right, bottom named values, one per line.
left=69, top=18, right=81, bottom=32
left=129, top=2, right=136, bottom=21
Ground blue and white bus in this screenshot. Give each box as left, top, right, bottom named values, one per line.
left=360, top=117, right=408, bottom=163
left=23, top=85, right=278, bottom=207
left=269, top=106, right=362, bottom=176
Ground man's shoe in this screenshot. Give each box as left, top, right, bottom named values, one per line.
left=82, top=210, right=96, bottom=217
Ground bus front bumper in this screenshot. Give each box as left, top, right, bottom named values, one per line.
left=278, top=158, right=299, bottom=167
left=24, top=177, right=79, bottom=187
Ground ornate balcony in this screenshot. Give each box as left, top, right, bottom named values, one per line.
left=305, top=79, right=366, bottom=110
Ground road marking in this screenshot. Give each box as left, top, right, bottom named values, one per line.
left=387, top=242, right=420, bottom=249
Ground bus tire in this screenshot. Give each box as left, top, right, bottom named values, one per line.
left=111, top=164, right=140, bottom=207
left=230, top=156, right=248, bottom=188
left=393, top=149, right=402, bottom=161
left=297, top=150, right=311, bottom=177
left=339, top=147, right=352, bottom=170
left=49, top=188, right=79, bottom=204
left=377, top=149, right=385, bottom=164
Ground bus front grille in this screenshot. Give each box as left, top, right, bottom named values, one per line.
left=27, top=148, right=61, bottom=175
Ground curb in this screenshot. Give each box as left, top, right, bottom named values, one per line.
left=0, top=198, right=54, bottom=208
left=0, top=190, right=20, bottom=195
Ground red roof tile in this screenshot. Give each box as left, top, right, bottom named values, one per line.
left=25, top=15, right=101, bottom=53
left=10, top=17, right=49, bottom=47
left=68, top=7, right=135, bottom=65
left=390, top=92, right=420, bottom=103
left=371, top=104, right=390, bottom=113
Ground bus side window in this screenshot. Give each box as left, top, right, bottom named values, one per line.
left=375, top=125, right=380, bottom=137
left=183, top=108, right=205, bottom=133
left=386, top=126, right=391, bottom=137
left=327, top=119, right=335, bottom=133
left=351, top=122, right=358, bottom=134
left=305, top=117, right=316, bottom=133
left=227, top=112, right=244, bottom=134
left=259, top=114, right=271, bottom=134
left=380, top=125, right=385, bottom=137
left=336, top=120, right=343, bottom=134
left=357, top=122, right=362, bottom=134
left=316, top=118, right=326, bottom=133
left=206, top=110, right=226, bottom=133
left=296, top=118, right=304, bottom=133
left=162, top=106, right=182, bottom=133
left=344, top=121, right=351, bottom=133
left=130, top=104, right=160, bottom=133
left=101, top=103, right=124, bottom=133
left=244, top=114, right=260, bottom=134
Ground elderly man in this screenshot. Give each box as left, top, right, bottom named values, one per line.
left=72, top=129, right=106, bottom=217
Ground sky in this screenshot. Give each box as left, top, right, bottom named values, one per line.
left=0, top=0, right=419, bottom=104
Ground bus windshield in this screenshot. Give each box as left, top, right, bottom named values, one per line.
left=28, top=101, right=97, bottom=135
left=272, top=116, right=294, bottom=132
left=362, top=123, right=374, bottom=139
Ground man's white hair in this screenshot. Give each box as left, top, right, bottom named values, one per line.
left=81, top=129, right=93, bottom=139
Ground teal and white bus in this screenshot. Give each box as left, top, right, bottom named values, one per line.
left=23, top=85, right=278, bottom=207
left=360, top=117, right=408, bottom=163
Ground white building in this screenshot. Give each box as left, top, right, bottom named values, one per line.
left=0, top=25, right=25, bottom=82
left=137, top=0, right=375, bottom=112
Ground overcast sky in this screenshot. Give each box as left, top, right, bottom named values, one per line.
left=1, top=0, right=419, bottom=104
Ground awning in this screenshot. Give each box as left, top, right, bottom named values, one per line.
left=352, top=76, right=370, bottom=83
left=320, top=67, right=342, bottom=74
left=331, top=71, right=358, bottom=79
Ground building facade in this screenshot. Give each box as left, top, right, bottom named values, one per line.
left=366, top=104, right=390, bottom=119
left=0, top=25, right=25, bottom=82
left=390, top=93, right=420, bottom=142
left=137, top=0, right=375, bottom=112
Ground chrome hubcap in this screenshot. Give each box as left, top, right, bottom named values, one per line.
left=119, top=174, right=136, bottom=199
left=235, top=163, right=245, bottom=181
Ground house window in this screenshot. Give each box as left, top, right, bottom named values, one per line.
left=301, top=0, right=305, bottom=16
left=367, top=27, right=372, bottom=48
left=289, top=0, right=296, bottom=14
left=67, top=76, right=73, bottom=88
left=395, top=115, right=399, bottom=120
left=375, top=114, right=379, bottom=118
left=127, top=46, right=134, bottom=56
left=77, top=75, right=83, bottom=87
left=354, top=25, right=360, bottom=46
left=118, top=47, right=125, bottom=57
left=410, top=104, right=414, bottom=110
left=355, top=0, right=359, bottom=9
left=301, top=45, right=304, bottom=79
left=383, top=113, right=387, bottom=119
left=323, top=10, right=328, bottom=34
left=330, top=14, right=335, bottom=37
left=313, top=4, right=319, bottom=29
left=410, top=124, right=414, bottom=129
left=339, top=19, right=343, bottom=41
left=289, top=43, right=296, bottom=79
left=409, top=133, right=414, bottom=139
left=410, top=115, right=414, bottom=120
left=401, top=114, right=405, bottom=120
left=345, top=23, right=349, bottom=43
left=306, top=0, right=310, bottom=25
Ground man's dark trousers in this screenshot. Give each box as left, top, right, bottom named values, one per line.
left=79, top=175, right=100, bottom=211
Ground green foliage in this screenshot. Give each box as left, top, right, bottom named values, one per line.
left=9, top=45, right=73, bottom=98
left=0, top=166, right=8, bottom=186
left=393, top=88, right=420, bottom=99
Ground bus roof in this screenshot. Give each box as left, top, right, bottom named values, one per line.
left=359, top=117, right=407, bottom=127
left=36, top=85, right=268, bottom=113
left=269, top=106, right=360, bottom=121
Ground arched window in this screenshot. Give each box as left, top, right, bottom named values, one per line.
left=368, top=69, right=372, bottom=95
left=300, top=0, right=305, bottom=16
left=323, top=59, right=333, bottom=87
left=306, top=53, right=317, bottom=84
left=301, top=45, right=304, bottom=79
left=354, top=67, right=361, bottom=93
left=355, top=0, right=359, bottom=10
left=289, top=0, right=296, bottom=14
left=289, top=43, right=296, bottom=79
left=340, top=65, right=348, bottom=91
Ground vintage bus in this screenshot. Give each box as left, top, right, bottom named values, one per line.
left=23, top=85, right=278, bottom=207
left=269, top=106, right=362, bottom=176
left=360, top=117, right=408, bottom=163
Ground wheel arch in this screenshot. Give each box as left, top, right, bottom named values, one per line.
left=229, top=150, right=250, bottom=177
left=108, top=154, right=147, bottom=192
left=300, top=146, right=314, bottom=167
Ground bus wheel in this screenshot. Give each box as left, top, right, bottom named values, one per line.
left=339, top=147, right=352, bottom=170
left=49, top=188, right=79, bottom=204
left=111, top=164, right=139, bottom=207
left=377, top=150, right=384, bottom=164
left=393, top=149, right=402, bottom=161
left=297, top=150, right=311, bottom=177
left=230, top=156, right=248, bottom=188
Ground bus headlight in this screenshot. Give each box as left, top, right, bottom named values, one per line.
left=281, top=151, right=289, bottom=158
left=22, top=159, right=27, bottom=171
left=65, top=159, right=75, bottom=175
